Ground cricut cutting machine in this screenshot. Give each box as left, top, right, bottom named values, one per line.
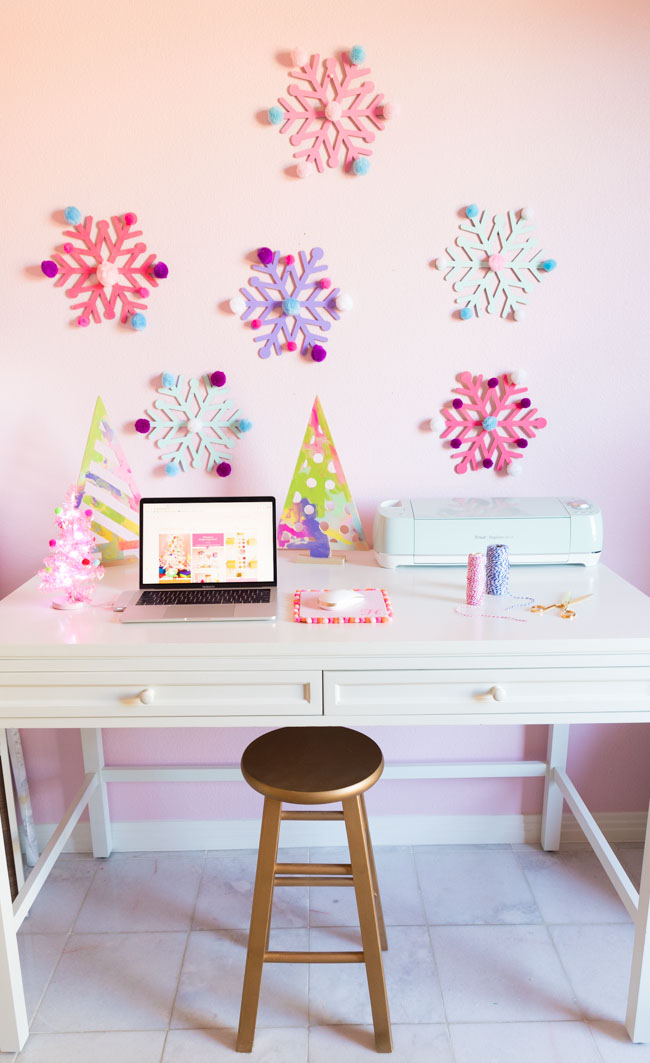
left=373, top=497, right=602, bottom=568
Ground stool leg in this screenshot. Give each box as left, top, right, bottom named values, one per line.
left=236, top=797, right=282, bottom=1052
left=360, top=794, right=388, bottom=951
left=343, top=795, right=392, bottom=1053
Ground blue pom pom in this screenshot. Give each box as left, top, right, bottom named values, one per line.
left=282, top=297, right=300, bottom=315
left=64, top=206, right=82, bottom=225
left=349, top=45, right=366, bottom=64
left=164, top=462, right=180, bottom=476
left=541, top=258, right=557, bottom=272
left=161, top=372, right=176, bottom=387
left=460, top=307, right=473, bottom=320
left=131, top=313, right=147, bottom=331
left=352, top=157, right=370, bottom=176
left=268, top=105, right=284, bottom=125
left=465, top=204, right=479, bottom=219
left=238, top=418, right=253, bottom=433
left=482, top=416, right=498, bottom=430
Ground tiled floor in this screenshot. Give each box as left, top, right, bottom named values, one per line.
left=4, top=841, right=650, bottom=1061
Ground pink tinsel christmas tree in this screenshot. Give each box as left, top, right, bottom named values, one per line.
left=39, top=486, right=104, bottom=608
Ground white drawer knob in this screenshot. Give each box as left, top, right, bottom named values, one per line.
left=138, top=688, right=155, bottom=705
left=490, top=685, right=507, bottom=702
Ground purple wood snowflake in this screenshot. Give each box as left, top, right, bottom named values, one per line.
left=436, top=371, right=547, bottom=475
left=267, top=47, right=397, bottom=176
left=40, top=208, right=168, bottom=329
left=232, top=247, right=348, bottom=361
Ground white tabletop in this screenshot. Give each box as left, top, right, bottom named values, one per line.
left=0, top=555, right=649, bottom=663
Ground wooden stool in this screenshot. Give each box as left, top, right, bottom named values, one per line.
left=236, top=726, right=391, bottom=1053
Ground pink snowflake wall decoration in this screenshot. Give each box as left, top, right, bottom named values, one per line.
left=432, top=370, right=547, bottom=475
left=40, top=207, right=169, bottom=329
left=267, top=46, right=398, bottom=177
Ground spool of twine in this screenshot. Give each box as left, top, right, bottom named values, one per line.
left=486, top=543, right=509, bottom=595
left=466, top=552, right=486, bottom=605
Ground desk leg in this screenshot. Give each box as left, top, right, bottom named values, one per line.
left=540, top=725, right=569, bottom=851
left=626, top=801, right=650, bottom=1041
left=81, top=730, right=112, bottom=858
left=0, top=818, right=28, bottom=1051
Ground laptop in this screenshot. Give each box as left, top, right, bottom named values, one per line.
left=120, top=496, right=277, bottom=622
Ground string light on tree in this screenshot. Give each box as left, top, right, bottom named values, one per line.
left=38, top=486, right=104, bottom=609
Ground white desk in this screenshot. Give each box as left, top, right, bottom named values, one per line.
left=0, top=555, right=649, bottom=1051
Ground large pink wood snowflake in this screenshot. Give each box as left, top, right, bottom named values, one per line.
left=40, top=209, right=168, bottom=329
left=436, top=371, right=547, bottom=475
left=267, top=47, right=396, bottom=176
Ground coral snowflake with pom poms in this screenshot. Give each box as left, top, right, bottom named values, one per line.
left=134, top=371, right=251, bottom=477
left=432, top=370, right=547, bottom=475
left=436, top=206, right=556, bottom=321
left=40, top=207, right=169, bottom=329
left=230, top=246, right=352, bottom=361
left=39, top=486, right=104, bottom=608
left=267, top=46, right=396, bottom=176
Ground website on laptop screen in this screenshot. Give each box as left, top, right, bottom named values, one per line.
left=141, top=499, right=275, bottom=586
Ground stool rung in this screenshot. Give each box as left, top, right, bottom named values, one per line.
left=275, top=863, right=352, bottom=876
left=280, top=810, right=344, bottom=820
left=265, top=950, right=364, bottom=964
left=273, top=875, right=354, bottom=888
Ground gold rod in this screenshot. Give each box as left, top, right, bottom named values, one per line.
left=281, top=811, right=344, bottom=820
left=265, top=950, right=364, bottom=964
left=275, top=863, right=352, bottom=876
left=273, top=876, right=355, bottom=888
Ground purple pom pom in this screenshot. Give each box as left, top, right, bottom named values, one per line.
left=210, top=371, right=227, bottom=387
left=519, top=397, right=531, bottom=408
left=311, top=344, right=327, bottom=362
left=487, top=377, right=499, bottom=388
left=483, top=458, right=494, bottom=469
left=153, top=261, right=169, bottom=279
left=135, top=418, right=151, bottom=434
left=450, top=438, right=462, bottom=449
left=257, top=247, right=273, bottom=266
left=216, top=461, right=232, bottom=477
left=452, top=398, right=463, bottom=409
left=516, top=438, right=528, bottom=448
left=41, top=259, right=59, bottom=278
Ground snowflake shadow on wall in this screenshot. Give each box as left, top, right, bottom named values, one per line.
left=436, top=206, right=556, bottom=321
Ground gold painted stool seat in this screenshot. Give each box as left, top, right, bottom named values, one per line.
left=236, top=726, right=392, bottom=1054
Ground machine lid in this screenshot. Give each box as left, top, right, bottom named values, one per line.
left=411, top=497, right=568, bottom=520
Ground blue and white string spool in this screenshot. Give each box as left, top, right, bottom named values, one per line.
left=486, top=543, right=509, bottom=596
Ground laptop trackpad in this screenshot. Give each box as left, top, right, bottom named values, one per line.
left=164, top=605, right=236, bottom=620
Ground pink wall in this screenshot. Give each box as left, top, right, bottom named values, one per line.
left=2, top=0, right=650, bottom=827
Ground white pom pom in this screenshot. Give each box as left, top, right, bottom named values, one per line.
left=325, top=101, right=342, bottom=121
left=291, top=47, right=309, bottom=67
left=513, top=309, right=526, bottom=322
left=509, top=368, right=528, bottom=384
left=296, top=160, right=315, bottom=179
left=186, top=419, right=203, bottom=434
left=520, top=207, right=534, bottom=220
left=382, top=101, right=401, bottom=120
left=336, top=292, right=354, bottom=311
left=507, top=461, right=523, bottom=477
left=429, top=415, right=445, bottom=433
left=435, top=257, right=448, bottom=271
left=229, top=296, right=246, bottom=314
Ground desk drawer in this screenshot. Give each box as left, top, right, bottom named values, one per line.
left=324, top=668, right=650, bottom=719
left=1, top=670, right=322, bottom=718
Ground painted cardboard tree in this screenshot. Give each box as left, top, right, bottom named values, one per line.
left=77, top=397, right=141, bottom=562
left=278, top=396, right=368, bottom=556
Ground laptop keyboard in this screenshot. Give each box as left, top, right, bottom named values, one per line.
left=136, top=588, right=272, bottom=607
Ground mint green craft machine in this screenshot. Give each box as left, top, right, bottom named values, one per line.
left=373, top=498, right=602, bottom=568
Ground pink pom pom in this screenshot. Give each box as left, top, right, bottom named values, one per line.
left=63, top=242, right=74, bottom=254
left=325, top=101, right=342, bottom=121
left=287, top=341, right=297, bottom=351
left=285, top=254, right=295, bottom=265
left=84, top=508, right=93, bottom=517
left=320, top=278, right=331, bottom=289
left=488, top=253, right=506, bottom=271
left=49, top=539, right=56, bottom=547
left=296, top=161, right=315, bottom=179
left=78, top=316, right=90, bottom=327
left=382, top=101, right=401, bottom=120
left=138, top=286, right=149, bottom=297
left=124, top=212, right=137, bottom=225
left=251, top=318, right=261, bottom=330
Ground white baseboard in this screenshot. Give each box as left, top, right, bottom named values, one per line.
left=29, top=810, right=648, bottom=854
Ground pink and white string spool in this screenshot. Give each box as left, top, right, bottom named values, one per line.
left=466, top=553, right=485, bottom=606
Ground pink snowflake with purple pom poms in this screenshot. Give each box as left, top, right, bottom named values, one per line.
left=40, top=209, right=168, bottom=329
left=436, top=371, right=547, bottom=475
left=268, top=47, right=396, bottom=176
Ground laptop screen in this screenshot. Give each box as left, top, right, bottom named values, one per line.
left=139, top=497, right=277, bottom=588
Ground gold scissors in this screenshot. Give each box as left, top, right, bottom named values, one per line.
left=531, top=592, right=592, bottom=619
